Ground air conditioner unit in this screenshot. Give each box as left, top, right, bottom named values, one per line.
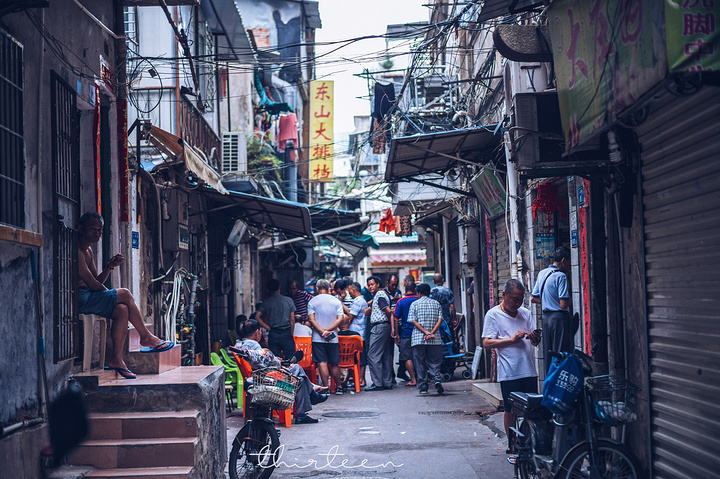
left=222, top=132, right=247, bottom=174
left=512, top=91, right=565, bottom=170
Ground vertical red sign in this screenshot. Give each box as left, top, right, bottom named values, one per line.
left=117, top=98, right=129, bottom=222
left=579, top=179, right=591, bottom=353
left=94, top=82, right=102, bottom=213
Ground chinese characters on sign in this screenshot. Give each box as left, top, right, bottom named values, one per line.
left=310, top=80, right=334, bottom=182
left=666, top=0, right=720, bottom=73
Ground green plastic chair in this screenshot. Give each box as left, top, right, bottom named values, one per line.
left=211, top=352, right=243, bottom=410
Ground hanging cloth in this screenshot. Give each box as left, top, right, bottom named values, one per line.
left=278, top=113, right=298, bottom=146
left=373, top=82, right=396, bottom=120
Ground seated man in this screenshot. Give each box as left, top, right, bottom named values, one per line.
left=235, top=319, right=329, bottom=424
left=78, top=212, right=173, bottom=379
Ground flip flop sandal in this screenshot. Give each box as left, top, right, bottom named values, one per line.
left=140, top=340, right=175, bottom=353
left=104, top=366, right=137, bottom=379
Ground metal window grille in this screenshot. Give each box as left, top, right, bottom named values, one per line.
left=124, top=6, right=137, bottom=51
left=51, top=71, right=80, bottom=363
left=0, top=28, right=25, bottom=228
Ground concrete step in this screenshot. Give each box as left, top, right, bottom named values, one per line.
left=125, top=326, right=181, bottom=374
left=73, top=366, right=222, bottom=413
left=472, top=379, right=503, bottom=410
left=87, top=411, right=199, bottom=440
left=68, top=437, right=197, bottom=469
left=84, top=466, right=193, bottom=478
left=125, top=344, right=181, bottom=375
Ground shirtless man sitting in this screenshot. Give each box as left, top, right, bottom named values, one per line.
left=78, top=212, right=173, bottom=379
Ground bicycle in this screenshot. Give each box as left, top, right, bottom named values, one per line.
left=228, top=348, right=302, bottom=479
left=509, top=350, right=642, bottom=479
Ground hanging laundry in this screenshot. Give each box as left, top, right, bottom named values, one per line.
left=379, top=207, right=396, bottom=234
left=278, top=113, right=298, bottom=147
left=374, top=82, right=396, bottom=119
left=371, top=82, right=395, bottom=154
left=371, top=117, right=387, bottom=154
left=395, top=215, right=412, bottom=237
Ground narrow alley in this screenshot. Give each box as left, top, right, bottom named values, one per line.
left=226, top=378, right=512, bottom=479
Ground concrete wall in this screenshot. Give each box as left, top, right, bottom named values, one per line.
left=0, top=2, right=120, bottom=473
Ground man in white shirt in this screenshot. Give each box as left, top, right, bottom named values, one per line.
left=482, top=279, right=540, bottom=459
left=307, top=279, right=345, bottom=392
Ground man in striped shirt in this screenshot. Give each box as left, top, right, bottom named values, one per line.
left=408, top=282, right=445, bottom=395
left=289, top=280, right=313, bottom=324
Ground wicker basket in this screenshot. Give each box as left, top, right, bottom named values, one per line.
left=249, top=367, right=300, bottom=410
left=587, top=375, right=639, bottom=426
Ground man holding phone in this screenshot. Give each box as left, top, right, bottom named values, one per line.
left=307, top=279, right=344, bottom=393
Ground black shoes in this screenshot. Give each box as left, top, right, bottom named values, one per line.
left=296, top=414, right=319, bottom=424
left=310, top=392, right=329, bottom=405
left=435, top=382, right=444, bottom=394
left=419, top=388, right=429, bottom=395
left=364, top=384, right=383, bottom=392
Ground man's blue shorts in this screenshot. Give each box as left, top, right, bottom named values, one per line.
left=79, top=288, right=118, bottom=319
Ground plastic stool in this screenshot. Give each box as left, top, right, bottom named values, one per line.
left=80, top=314, right=107, bottom=371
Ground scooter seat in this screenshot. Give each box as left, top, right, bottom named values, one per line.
left=508, top=392, right=546, bottom=415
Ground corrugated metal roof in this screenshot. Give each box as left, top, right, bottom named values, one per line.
left=385, top=127, right=500, bottom=181
left=201, top=0, right=256, bottom=63
left=303, top=1, right=321, bottom=29
left=476, top=0, right=544, bottom=23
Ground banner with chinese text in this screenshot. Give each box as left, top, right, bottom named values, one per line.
left=666, top=0, right=720, bottom=72
left=310, top=80, right=334, bottom=182
left=549, top=1, right=667, bottom=150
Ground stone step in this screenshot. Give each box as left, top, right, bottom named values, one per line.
left=472, top=379, right=503, bottom=410
left=84, top=466, right=193, bottom=479
left=73, top=366, right=223, bottom=414
left=87, top=411, right=199, bottom=440
left=68, top=437, right=197, bottom=469
left=125, top=343, right=181, bottom=375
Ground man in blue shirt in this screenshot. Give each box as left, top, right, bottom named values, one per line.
left=531, top=246, right=573, bottom=372
left=392, top=281, right=419, bottom=386
left=430, top=273, right=455, bottom=342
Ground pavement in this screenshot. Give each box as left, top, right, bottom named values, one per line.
left=226, top=375, right=515, bottom=479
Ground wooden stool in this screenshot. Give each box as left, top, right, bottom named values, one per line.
left=80, top=314, right=107, bottom=371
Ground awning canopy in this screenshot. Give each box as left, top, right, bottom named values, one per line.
left=201, top=0, right=256, bottom=63
left=324, top=233, right=379, bottom=264
left=204, top=188, right=313, bottom=239
left=476, top=0, right=544, bottom=23
left=142, top=124, right=227, bottom=194
left=385, top=127, right=500, bottom=182
left=369, top=249, right=427, bottom=265
left=308, top=206, right=367, bottom=237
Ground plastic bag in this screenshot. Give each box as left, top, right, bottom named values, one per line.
left=541, top=355, right=584, bottom=415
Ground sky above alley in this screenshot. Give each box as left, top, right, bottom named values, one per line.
left=314, top=0, right=428, bottom=136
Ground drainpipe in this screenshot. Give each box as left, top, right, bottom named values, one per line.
left=503, top=61, right=523, bottom=280
left=443, top=216, right=451, bottom=280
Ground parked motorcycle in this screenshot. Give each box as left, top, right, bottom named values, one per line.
left=508, top=350, right=642, bottom=479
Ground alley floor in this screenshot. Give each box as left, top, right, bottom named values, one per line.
left=226, top=376, right=514, bottom=479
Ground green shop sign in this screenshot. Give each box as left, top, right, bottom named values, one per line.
left=666, top=0, right=720, bottom=73
left=549, top=0, right=667, bottom=149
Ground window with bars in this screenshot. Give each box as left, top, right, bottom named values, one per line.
left=0, top=28, right=25, bottom=228
left=51, top=71, right=80, bottom=363
left=124, top=6, right=138, bottom=51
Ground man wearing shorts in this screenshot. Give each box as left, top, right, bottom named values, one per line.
left=78, top=212, right=172, bottom=379
left=482, top=279, right=540, bottom=460
left=307, top=279, right=344, bottom=392
left=392, top=281, right=418, bottom=387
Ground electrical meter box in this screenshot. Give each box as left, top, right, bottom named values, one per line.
left=162, top=188, right=189, bottom=251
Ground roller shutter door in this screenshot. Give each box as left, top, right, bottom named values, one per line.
left=492, top=217, right=511, bottom=305
left=637, top=85, right=720, bottom=479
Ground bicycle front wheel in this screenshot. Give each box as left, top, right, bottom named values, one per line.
left=561, top=439, right=641, bottom=479
left=229, top=420, right=281, bottom=479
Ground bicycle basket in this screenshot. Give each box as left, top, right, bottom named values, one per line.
left=587, top=375, right=639, bottom=425
left=249, top=367, right=300, bottom=410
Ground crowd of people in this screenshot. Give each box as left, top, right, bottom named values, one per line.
left=230, top=273, right=456, bottom=424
